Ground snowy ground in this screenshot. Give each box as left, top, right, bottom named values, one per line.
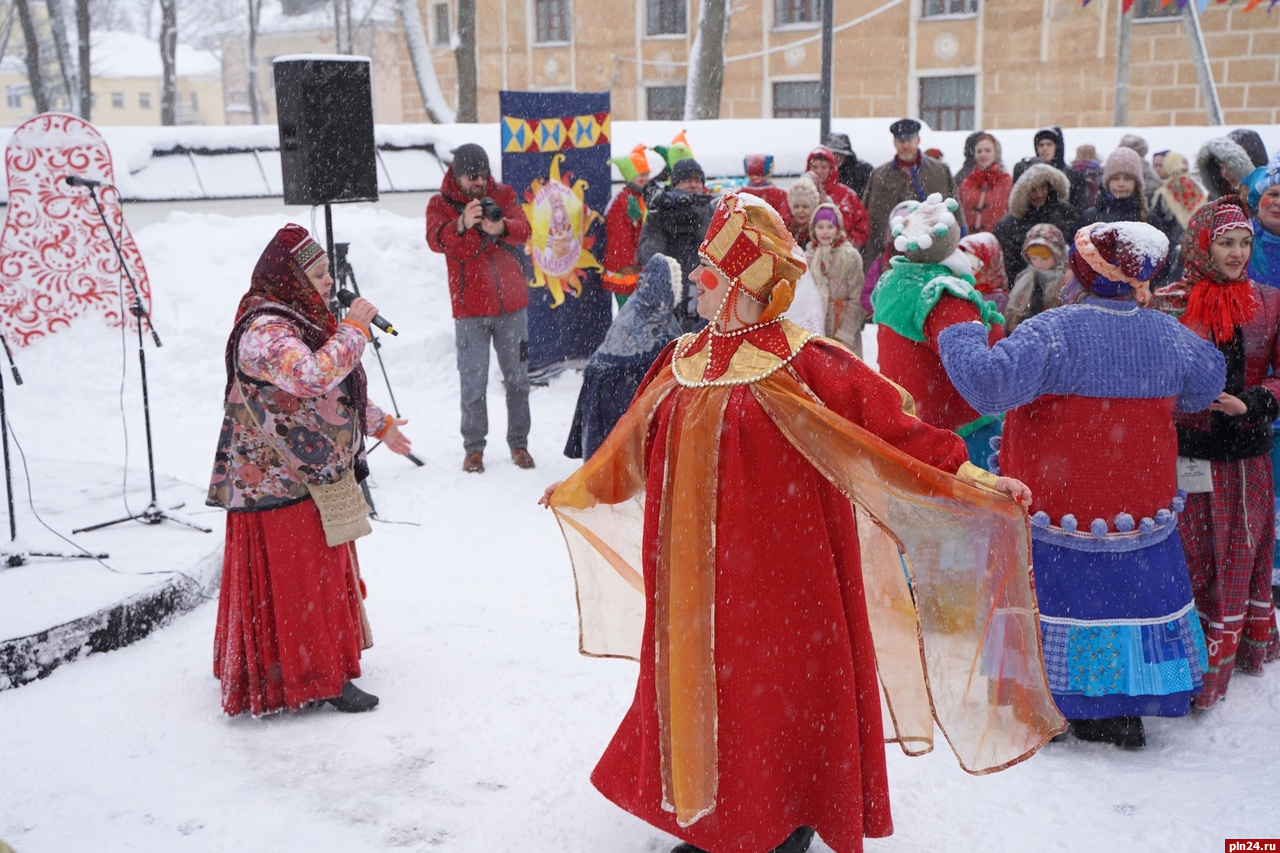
left=1, top=203, right=1278, bottom=852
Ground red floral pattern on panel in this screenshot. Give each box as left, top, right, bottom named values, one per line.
left=0, top=113, right=152, bottom=347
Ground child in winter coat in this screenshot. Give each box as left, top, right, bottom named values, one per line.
left=786, top=174, right=823, bottom=248
left=807, top=202, right=866, bottom=356
left=1005, top=223, right=1068, bottom=331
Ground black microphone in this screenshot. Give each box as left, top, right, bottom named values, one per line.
left=336, top=289, right=397, bottom=336
left=65, top=175, right=114, bottom=189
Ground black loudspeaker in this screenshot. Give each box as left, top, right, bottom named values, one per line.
left=274, top=57, right=378, bottom=206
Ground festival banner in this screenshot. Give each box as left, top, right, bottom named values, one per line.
left=0, top=113, right=152, bottom=348
left=499, top=91, right=613, bottom=380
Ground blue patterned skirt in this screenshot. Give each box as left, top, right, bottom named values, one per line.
left=1032, top=530, right=1207, bottom=719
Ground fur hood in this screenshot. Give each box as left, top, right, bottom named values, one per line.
left=1008, top=163, right=1071, bottom=219
left=1197, top=137, right=1255, bottom=199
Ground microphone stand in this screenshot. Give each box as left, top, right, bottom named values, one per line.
left=72, top=185, right=210, bottom=535
left=333, top=242, right=423, bottom=468
left=0, top=335, right=108, bottom=567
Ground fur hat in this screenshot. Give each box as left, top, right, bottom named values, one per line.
left=610, top=144, right=652, bottom=183
left=1103, top=147, right=1145, bottom=192
left=787, top=174, right=822, bottom=212
left=1069, top=221, right=1168, bottom=301
left=1075, top=144, right=1099, bottom=163
left=891, top=193, right=962, bottom=265
left=276, top=223, right=326, bottom=272
left=699, top=191, right=807, bottom=311
left=1119, top=134, right=1149, bottom=159
left=1196, top=137, right=1256, bottom=199
left=1008, top=163, right=1070, bottom=219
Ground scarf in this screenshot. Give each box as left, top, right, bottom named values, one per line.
left=1180, top=196, right=1258, bottom=344
left=227, top=231, right=368, bottom=433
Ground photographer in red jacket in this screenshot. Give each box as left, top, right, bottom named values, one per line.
left=426, top=143, right=535, bottom=474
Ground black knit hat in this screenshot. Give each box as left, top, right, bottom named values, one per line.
left=450, top=143, right=490, bottom=177
left=671, top=157, right=705, bottom=185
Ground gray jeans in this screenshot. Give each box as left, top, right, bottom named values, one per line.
left=455, top=309, right=531, bottom=454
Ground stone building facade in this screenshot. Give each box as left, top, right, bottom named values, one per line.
left=401, top=0, right=1280, bottom=128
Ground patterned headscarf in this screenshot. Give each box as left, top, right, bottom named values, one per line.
left=228, top=225, right=367, bottom=432
left=1180, top=195, right=1258, bottom=343
left=236, top=224, right=336, bottom=336
left=1068, top=221, right=1168, bottom=303
left=959, top=232, right=1007, bottom=296
left=1155, top=152, right=1206, bottom=229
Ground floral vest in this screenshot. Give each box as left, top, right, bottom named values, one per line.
left=207, top=304, right=372, bottom=512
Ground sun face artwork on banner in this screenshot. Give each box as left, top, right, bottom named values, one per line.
left=522, top=154, right=603, bottom=308
left=0, top=112, right=152, bottom=348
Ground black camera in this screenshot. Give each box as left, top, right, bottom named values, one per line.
left=479, top=197, right=505, bottom=223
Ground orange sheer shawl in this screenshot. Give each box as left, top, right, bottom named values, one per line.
left=551, top=360, right=1063, bottom=828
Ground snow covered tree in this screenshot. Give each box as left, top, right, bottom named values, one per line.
left=45, top=0, right=81, bottom=115
left=246, top=0, right=262, bottom=123
left=77, top=0, right=91, bottom=121
left=159, top=0, right=177, bottom=124
left=453, top=0, right=475, bottom=122
left=394, top=0, right=455, bottom=123
left=684, top=0, right=730, bottom=121
left=13, top=0, right=52, bottom=113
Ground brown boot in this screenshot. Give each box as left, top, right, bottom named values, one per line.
left=511, top=448, right=535, bottom=469
left=463, top=451, right=484, bottom=473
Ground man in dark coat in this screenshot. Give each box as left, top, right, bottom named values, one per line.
left=861, top=118, right=966, bottom=268
left=637, top=157, right=714, bottom=334
left=827, top=132, right=873, bottom=199
left=992, top=163, right=1078, bottom=281
left=1011, top=127, right=1090, bottom=217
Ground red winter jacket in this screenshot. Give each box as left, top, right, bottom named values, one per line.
left=426, top=169, right=533, bottom=318
left=808, top=146, right=871, bottom=249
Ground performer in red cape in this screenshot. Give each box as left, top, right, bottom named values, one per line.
left=541, top=193, right=1063, bottom=853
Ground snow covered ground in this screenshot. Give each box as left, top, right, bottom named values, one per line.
left=1, top=202, right=1278, bottom=852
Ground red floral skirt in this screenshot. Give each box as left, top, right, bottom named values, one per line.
left=213, top=499, right=367, bottom=716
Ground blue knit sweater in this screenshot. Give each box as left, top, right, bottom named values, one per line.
left=938, top=298, right=1225, bottom=416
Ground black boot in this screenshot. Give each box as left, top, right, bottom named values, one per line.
left=326, top=681, right=379, bottom=713
left=1105, top=715, right=1146, bottom=749
left=771, top=827, right=816, bottom=853
left=1069, top=716, right=1144, bottom=749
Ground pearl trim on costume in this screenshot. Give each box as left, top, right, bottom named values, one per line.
left=670, top=327, right=816, bottom=388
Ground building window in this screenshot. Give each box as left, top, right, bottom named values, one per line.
left=190, top=91, right=199, bottom=111
left=1133, top=0, right=1179, bottom=19
left=433, top=3, right=451, bottom=45
left=922, top=0, right=977, bottom=16
left=773, top=80, right=822, bottom=118
left=6, top=87, right=21, bottom=109
left=647, top=86, right=685, bottom=120
left=139, top=91, right=152, bottom=108
left=111, top=92, right=125, bottom=108
left=919, top=75, right=975, bottom=131
left=775, top=0, right=820, bottom=26
left=534, top=0, right=570, bottom=43
left=647, top=0, right=686, bottom=35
